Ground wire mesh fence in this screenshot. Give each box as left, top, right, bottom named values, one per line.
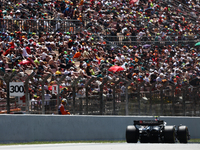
left=0, top=71, right=199, bottom=116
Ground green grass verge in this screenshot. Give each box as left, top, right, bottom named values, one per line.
left=189, top=139, right=200, bottom=143
left=0, top=139, right=199, bottom=146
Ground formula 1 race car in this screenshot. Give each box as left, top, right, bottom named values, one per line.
left=126, top=119, right=190, bottom=143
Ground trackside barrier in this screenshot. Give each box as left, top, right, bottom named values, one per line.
left=0, top=115, right=199, bottom=143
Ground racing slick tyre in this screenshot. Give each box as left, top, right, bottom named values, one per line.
left=177, top=126, right=189, bottom=143
left=126, top=125, right=139, bottom=143
left=164, top=126, right=176, bottom=143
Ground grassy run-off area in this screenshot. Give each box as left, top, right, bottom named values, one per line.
left=0, top=139, right=199, bottom=145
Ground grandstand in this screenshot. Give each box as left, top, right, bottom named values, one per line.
left=0, top=0, right=200, bottom=116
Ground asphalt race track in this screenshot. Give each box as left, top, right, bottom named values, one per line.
left=1, top=143, right=200, bottom=150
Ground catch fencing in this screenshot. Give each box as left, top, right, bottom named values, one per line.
left=0, top=70, right=199, bottom=116
left=103, top=34, right=199, bottom=48
left=0, top=18, right=83, bottom=34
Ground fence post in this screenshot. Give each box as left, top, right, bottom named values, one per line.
left=149, top=82, right=156, bottom=116
left=198, top=86, right=200, bottom=117
left=137, top=81, right=145, bottom=115
left=56, top=74, right=66, bottom=109
left=84, top=77, right=95, bottom=115
left=149, top=83, right=156, bottom=116
left=182, top=84, right=189, bottom=116
left=3, top=71, right=16, bottom=114
left=5, top=77, right=10, bottom=114
left=112, top=85, right=116, bottom=115
left=112, top=80, right=120, bottom=115
left=71, top=80, right=76, bottom=115
left=193, top=87, right=198, bottom=116
left=99, top=77, right=108, bottom=115
left=41, top=74, right=51, bottom=114
left=182, top=86, right=186, bottom=116
left=137, top=83, right=140, bottom=115
left=85, top=86, right=89, bottom=115
left=24, top=72, right=35, bottom=113
left=160, top=82, right=168, bottom=116
left=71, top=76, right=81, bottom=115
left=194, top=86, right=200, bottom=116
left=125, top=82, right=131, bottom=116
left=171, top=84, right=176, bottom=116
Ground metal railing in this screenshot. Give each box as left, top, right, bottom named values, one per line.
left=102, top=36, right=198, bottom=47
left=0, top=18, right=83, bottom=34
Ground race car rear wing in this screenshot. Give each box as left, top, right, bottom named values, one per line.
left=134, top=120, right=164, bottom=126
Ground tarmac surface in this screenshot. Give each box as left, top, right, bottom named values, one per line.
left=0, top=143, right=200, bottom=150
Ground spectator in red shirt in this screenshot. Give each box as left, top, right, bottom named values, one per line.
left=26, top=44, right=31, bottom=54
left=4, top=46, right=14, bottom=56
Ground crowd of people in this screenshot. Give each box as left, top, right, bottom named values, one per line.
left=0, top=0, right=200, bottom=113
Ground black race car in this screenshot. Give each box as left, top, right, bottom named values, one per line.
left=126, top=119, right=190, bottom=143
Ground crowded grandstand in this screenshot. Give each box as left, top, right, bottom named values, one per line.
left=0, top=0, right=200, bottom=115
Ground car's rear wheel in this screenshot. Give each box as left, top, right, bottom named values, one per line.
left=164, top=126, right=176, bottom=143
left=126, top=125, right=139, bottom=143
left=177, top=126, right=189, bottom=143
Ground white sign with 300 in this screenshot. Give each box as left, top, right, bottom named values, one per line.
left=9, top=82, right=24, bottom=97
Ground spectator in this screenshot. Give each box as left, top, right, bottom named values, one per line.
left=58, top=98, right=70, bottom=115
left=44, top=90, right=52, bottom=111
